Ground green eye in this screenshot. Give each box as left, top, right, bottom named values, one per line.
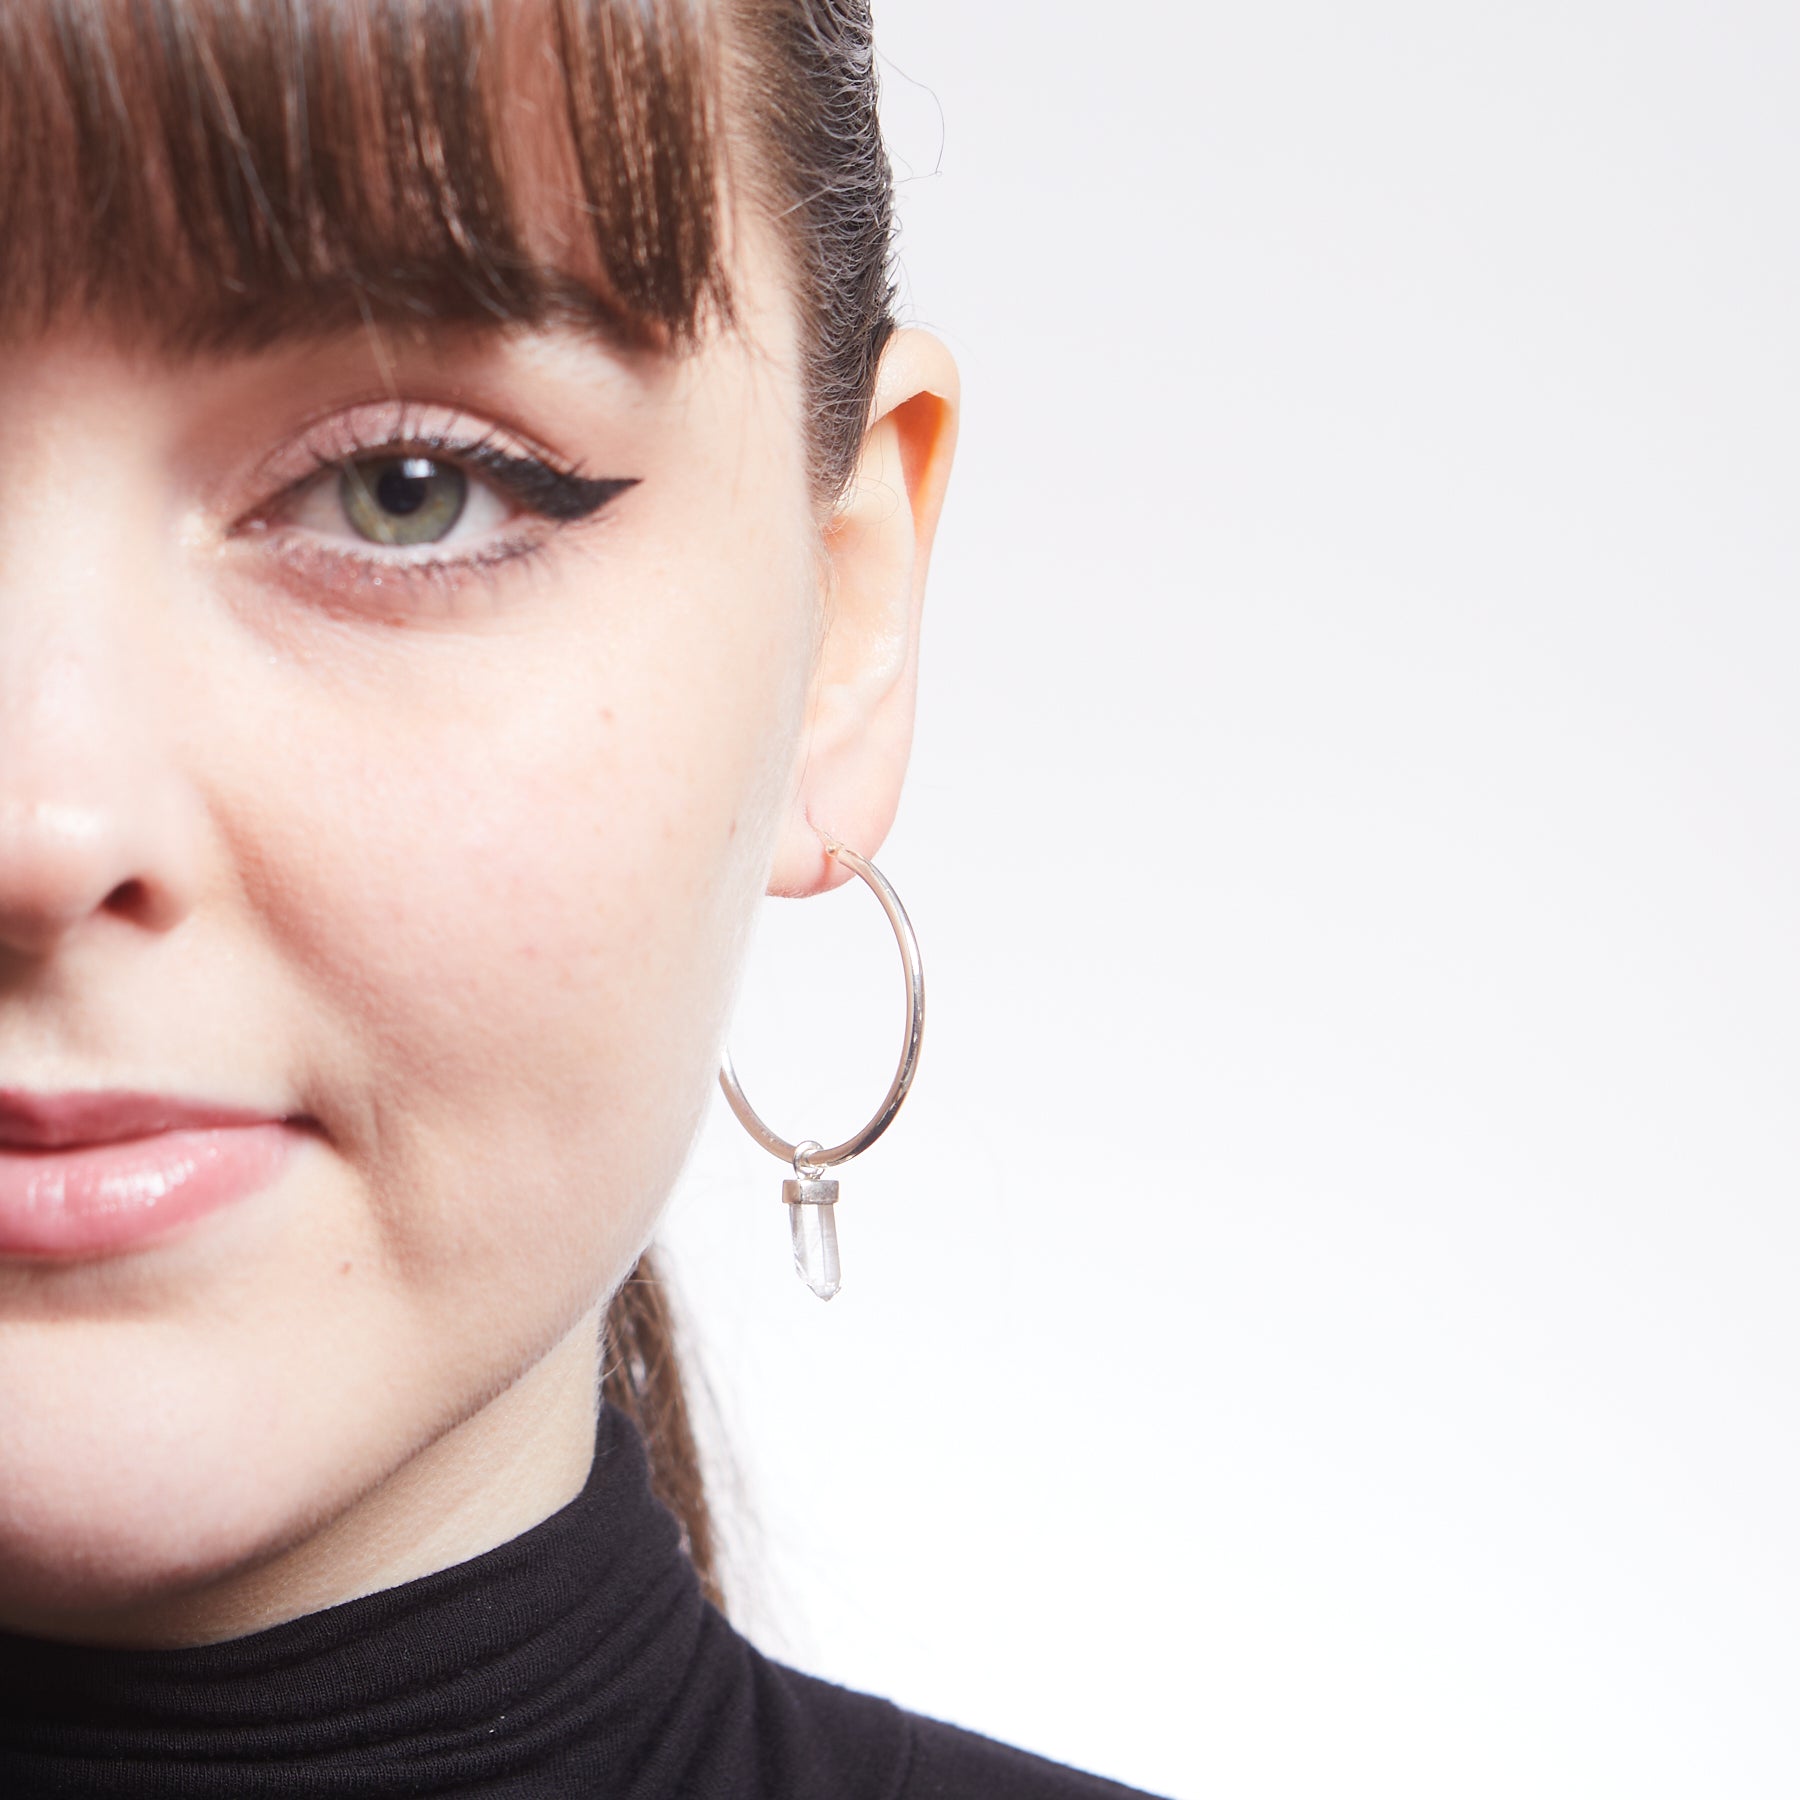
left=339, top=456, right=468, bottom=546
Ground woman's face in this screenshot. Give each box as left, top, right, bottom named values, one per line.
left=0, top=220, right=837, bottom=1638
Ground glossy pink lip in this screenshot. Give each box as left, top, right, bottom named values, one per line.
left=0, top=1091, right=305, bottom=1259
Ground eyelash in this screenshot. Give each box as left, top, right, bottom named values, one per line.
left=249, top=410, right=636, bottom=598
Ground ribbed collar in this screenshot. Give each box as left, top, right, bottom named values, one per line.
left=0, top=1405, right=708, bottom=1796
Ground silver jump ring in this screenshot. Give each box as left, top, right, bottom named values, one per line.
left=719, top=841, right=925, bottom=1171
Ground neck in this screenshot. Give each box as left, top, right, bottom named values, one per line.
left=11, top=1306, right=604, bottom=1650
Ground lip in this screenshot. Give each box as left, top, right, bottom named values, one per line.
left=0, top=1090, right=306, bottom=1259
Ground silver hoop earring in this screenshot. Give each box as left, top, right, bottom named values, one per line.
left=719, top=838, right=924, bottom=1301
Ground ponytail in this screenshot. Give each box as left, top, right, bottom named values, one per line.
left=600, top=1250, right=724, bottom=1611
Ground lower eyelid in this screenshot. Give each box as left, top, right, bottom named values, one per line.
left=249, top=528, right=556, bottom=618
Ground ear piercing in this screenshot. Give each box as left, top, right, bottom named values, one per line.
left=719, top=840, right=923, bottom=1300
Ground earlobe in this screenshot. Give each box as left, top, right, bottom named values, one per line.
left=768, top=329, right=960, bottom=898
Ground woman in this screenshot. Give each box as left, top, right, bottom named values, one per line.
left=0, top=0, right=1165, bottom=1794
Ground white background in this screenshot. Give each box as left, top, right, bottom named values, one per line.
left=662, top=4, right=1800, bottom=1795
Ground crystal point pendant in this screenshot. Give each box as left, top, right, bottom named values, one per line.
left=783, top=1177, right=841, bottom=1300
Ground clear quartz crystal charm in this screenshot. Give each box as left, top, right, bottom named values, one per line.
left=782, top=1174, right=841, bottom=1300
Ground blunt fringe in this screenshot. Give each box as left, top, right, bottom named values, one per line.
left=0, top=0, right=896, bottom=497
left=0, top=0, right=901, bottom=1608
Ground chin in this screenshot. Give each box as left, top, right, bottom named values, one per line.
left=0, top=1322, right=353, bottom=1637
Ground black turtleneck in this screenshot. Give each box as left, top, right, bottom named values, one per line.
left=0, top=1406, right=1165, bottom=1798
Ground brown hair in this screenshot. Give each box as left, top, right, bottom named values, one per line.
left=601, top=1251, right=726, bottom=1610
left=0, top=0, right=896, bottom=498
left=0, top=0, right=900, bottom=1605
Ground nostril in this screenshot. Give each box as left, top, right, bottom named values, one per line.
left=0, top=791, right=198, bottom=952
left=103, top=877, right=156, bottom=923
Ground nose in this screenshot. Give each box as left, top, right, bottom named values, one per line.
left=0, top=354, right=213, bottom=966
left=0, top=649, right=200, bottom=962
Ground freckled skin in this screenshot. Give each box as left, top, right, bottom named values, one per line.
left=0, top=195, right=957, bottom=1646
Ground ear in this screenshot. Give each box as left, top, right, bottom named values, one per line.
left=768, top=328, right=961, bottom=897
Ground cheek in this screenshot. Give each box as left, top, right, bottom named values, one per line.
left=211, top=552, right=812, bottom=1349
